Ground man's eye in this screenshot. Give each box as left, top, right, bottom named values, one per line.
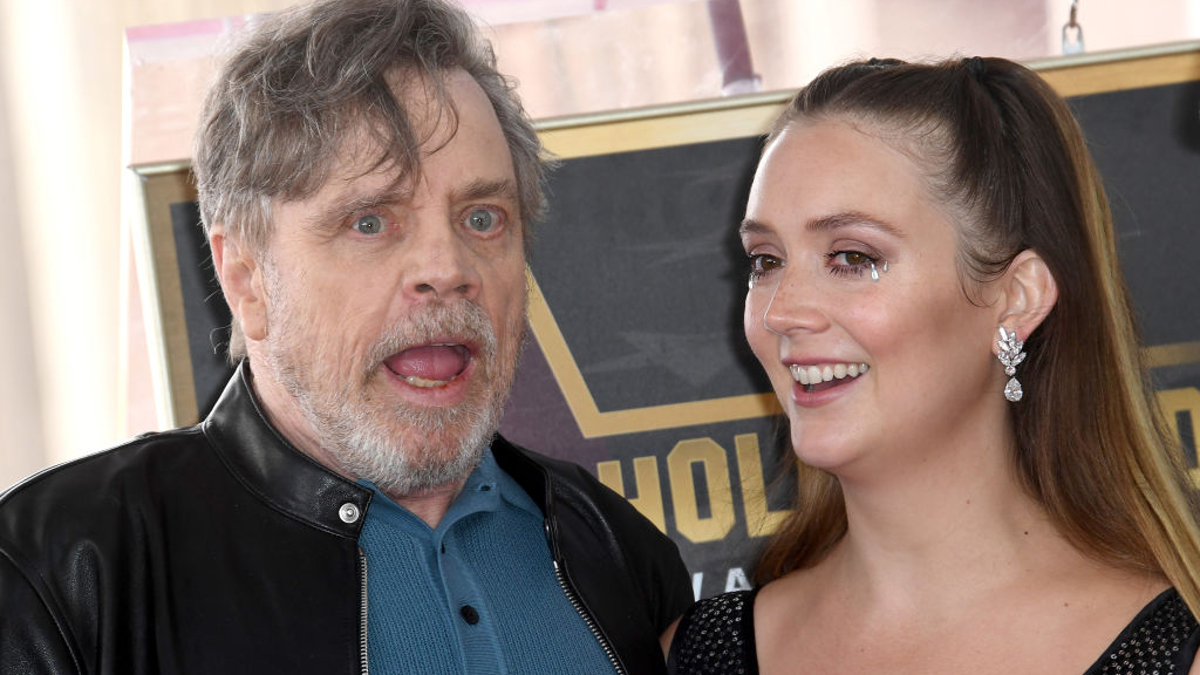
left=352, top=215, right=385, bottom=235
left=464, top=208, right=500, bottom=233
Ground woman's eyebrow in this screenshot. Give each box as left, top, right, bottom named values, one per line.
left=738, top=218, right=771, bottom=237
left=806, top=211, right=904, bottom=237
left=739, top=211, right=904, bottom=238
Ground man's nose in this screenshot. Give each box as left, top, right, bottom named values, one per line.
left=402, top=223, right=481, bottom=301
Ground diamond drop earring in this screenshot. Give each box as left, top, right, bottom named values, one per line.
left=996, top=327, right=1026, bottom=402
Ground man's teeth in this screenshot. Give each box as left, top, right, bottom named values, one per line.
left=404, top=375, right=450, bottom=388
left=788, top=363, right=870, bottom=385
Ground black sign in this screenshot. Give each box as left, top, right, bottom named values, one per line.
left=168, top=79, right=1200, bottom=601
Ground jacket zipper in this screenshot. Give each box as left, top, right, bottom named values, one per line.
left=546, top=523, right=626, bottom=675
left=358, top=550, right=370, bottom=675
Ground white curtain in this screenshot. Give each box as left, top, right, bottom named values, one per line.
left=0, top=0, right=294, bottom=491
left=0, top=64, right=46, bottom=489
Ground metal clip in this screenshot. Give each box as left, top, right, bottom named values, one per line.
left=1062, top=0, right=1085, bottom=55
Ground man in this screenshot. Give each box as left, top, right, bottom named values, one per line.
left=0, top=0, right=692, bottom=672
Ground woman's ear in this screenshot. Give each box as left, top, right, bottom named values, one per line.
left=996, top=248, right=1058, bottom=344
left=210, top=228, right=269, bottom=342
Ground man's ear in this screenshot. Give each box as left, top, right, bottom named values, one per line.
left=210, top=228, right=269, bottom=342
left=995, top=248, right=1058, bottom=346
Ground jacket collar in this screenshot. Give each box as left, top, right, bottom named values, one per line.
left=201, top=362, right=372, bottom=539
left=490, top=435, right=548, bottom=510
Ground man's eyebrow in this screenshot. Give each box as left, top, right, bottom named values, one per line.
left=454, top=178, right=518, bottom=204
left=302, top=178, right=519, bottom=232
left=304, top=185, right=412, bottom=232
left=739, top=211, right=904, bottom=238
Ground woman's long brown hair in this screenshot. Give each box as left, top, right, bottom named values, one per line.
left=753, top=57, right=1200, bottom=617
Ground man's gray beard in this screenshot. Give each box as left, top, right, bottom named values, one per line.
left=306, top=380, right=502, bottom=496
left=264, top=300, right=520, bottom=497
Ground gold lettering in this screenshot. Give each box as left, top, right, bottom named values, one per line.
left=668, top=439, right=736, bottom=543
left=1157, top=387, right=1200, bottom=485
left=735, top=433, right=791, bottom=538
left=597, top=457, right=666, bottom=532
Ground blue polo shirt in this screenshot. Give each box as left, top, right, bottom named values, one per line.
left=357, top=449, right=617, bottom=675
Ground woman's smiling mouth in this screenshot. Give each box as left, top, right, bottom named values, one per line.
left=789, top=362, right=870, bottom=392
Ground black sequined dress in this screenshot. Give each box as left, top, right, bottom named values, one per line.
left=667, top=587, right=1200, bottom=675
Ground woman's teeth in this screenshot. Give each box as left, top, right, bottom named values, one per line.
left=789, top=362, right=870, bottom=385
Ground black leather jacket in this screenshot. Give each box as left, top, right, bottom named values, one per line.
left=0, top=365, right=692, bottom=675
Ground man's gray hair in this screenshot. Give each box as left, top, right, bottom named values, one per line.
left=193, top=0, right=547, bottom=359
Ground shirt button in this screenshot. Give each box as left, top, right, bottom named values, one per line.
left=460, top=605, right=480, bottom=625
left=338, top=503, right=361, bottom=524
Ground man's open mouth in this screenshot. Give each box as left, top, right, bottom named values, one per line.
left=384, top=343, right=472, bottom=388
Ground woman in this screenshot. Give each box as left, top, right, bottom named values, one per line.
left=664, top=56, right=1200, bottom=674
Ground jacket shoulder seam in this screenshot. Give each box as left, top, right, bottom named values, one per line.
left=0, top=546, right=85, bottom=673
left=0, top=427, right=206, bottom=506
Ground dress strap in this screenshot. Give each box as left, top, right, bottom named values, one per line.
left=1086, top=588, right=1200, bottom=674
left=667, top=588, right=760, bottom=675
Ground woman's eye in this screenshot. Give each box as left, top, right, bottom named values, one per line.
left=464, top=207, right=501, bottom=233
left=832, top=250, right=873, bottom=266
left=351, top=214, right=385, bottom=235
left=827, top=249, right=879, bottom=277
left=748, top=254, right=783, bottom=283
